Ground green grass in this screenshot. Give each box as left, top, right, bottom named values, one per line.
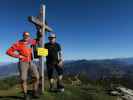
left=0, top=76, right=118, bottom=100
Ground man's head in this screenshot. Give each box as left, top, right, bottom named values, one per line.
left=48, top=33, right=56, bottom=44
left=23, top=32, right=30, bottom=41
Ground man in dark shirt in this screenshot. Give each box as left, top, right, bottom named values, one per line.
left=45, top=33, right=64, bottom=92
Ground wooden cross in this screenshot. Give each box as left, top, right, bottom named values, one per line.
left=28, top=1, right=53, bottom=93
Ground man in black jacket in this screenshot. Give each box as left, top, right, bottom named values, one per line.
left=45, top=33, right=64, bottom=92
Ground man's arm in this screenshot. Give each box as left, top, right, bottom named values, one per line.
left=6, top=42, right=21, bottom=58
left=58, top=50, right=63, bottom=61
left=58, top=44, right=64, bottom=67
left=57, top=43, right=63, bottom=61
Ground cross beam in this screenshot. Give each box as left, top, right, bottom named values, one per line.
left=28, top=16, right=53, bottom=32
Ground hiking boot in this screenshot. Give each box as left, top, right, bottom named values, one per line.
left=32, top=90, right=40, bottom=98
left=57, top=81, right=64, bottom=92
left=58, top=87, right=64, bottom=92
left=49, top=83, right=56, bottom=92
left=24, top=93, right=30, bottom=100
left=57, top=85, right=64, bottom=92
left=38, top=83, right=43, bottom=95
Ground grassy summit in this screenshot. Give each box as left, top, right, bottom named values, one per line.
left=0, top=75, right=117, bottom=100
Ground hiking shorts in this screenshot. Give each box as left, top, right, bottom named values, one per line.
left=46, top=64, right=64, bottom=79
left=18, top=61, right=39, bottom=82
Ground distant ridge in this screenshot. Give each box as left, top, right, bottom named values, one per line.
left=1, top=57, right=133, bottom=79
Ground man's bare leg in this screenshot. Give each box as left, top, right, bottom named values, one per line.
left=57, top=75, right=64, bottom=92
left=49, top=78, right=55, bottom=91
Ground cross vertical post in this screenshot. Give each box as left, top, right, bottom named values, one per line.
left=28, top=0, right=53, bottom=93
left=39, top=4, right=45, bottom=93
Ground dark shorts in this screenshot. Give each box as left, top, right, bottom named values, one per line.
left=46, top=63, right=63, bottom=79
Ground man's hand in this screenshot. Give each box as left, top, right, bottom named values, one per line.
left=19, top=55, right=25, bottom=59
left=58, top=60, right=64, bottom=67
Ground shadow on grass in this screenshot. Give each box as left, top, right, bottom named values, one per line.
left=0, top=90, right=33, bottom=100
left=0, top=95, right=23, bottom=100
left=0, top=89, right=60, bottom=100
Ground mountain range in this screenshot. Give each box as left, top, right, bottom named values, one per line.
left=1, top=57, right=133, bottom=79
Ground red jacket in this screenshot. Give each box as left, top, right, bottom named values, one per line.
left=6, top=38, right=37, bottom=62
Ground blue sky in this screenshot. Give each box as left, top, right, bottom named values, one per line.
left=1, top=0, right=133, bottom=62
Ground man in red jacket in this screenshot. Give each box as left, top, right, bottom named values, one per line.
left=6, top=32, right=40, bottom=100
